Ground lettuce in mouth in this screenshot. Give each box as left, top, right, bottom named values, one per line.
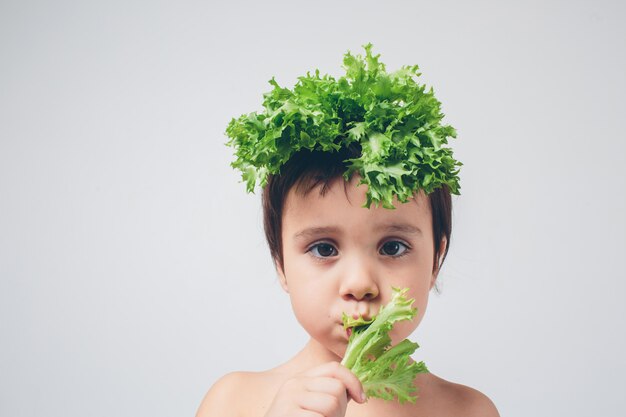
left=341, top=287, right=428, bottom=403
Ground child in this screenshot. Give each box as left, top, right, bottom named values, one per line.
left=197, top=45, right=499, bottom=417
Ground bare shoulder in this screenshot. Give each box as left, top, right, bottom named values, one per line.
left=195, top=370, right=286, bottom=417
left=195, top=372, right=249, bottom=417
left=448, top=382, right=499, bottom=417
left=419, top=373, right=500, bottom=417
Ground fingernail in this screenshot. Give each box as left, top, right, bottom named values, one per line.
left=361, top=392, right=367, bottom=403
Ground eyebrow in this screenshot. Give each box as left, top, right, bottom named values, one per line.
left=374, top=223, right=423, bottom=236
left=293, top=223, right=422, bottom=241
left=293, top=226, right=341, bottom=241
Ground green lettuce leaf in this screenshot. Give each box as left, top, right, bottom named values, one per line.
left=225, top=44, right=461, bottom=208
left=341, top=287, right=428, bottom=403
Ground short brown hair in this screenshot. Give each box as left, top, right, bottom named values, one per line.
left=262, top=146, right=452, bottom=275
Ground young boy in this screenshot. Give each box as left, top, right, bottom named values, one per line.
left=197, top=46, right=499, bottom=417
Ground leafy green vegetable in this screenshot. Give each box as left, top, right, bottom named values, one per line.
left=226, top=43, right=461, bottom=209
left=341, top=287, right=428, bottom=403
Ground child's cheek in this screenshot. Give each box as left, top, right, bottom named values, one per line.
left=390, top=293, right=429, bottom=344
left=290, top=293, right=328, bottom=335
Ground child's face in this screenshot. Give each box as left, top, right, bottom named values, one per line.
left=277, top=176, right=441, bottom=359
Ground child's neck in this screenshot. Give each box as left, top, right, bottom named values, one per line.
left=273, top=338, right=343, bottom=375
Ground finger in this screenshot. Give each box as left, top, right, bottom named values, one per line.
left=295, top=411, right=322, bottom=417
left=299, top=391, right=345, bottom=417
left=303, top=362, right=366, bottom=404
left=273, top=409, right=320, bottom=417
left=304, top=376, right=346, bottom=398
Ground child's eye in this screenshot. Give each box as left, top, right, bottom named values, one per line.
left=379, top=241, right=409, bottom=257
left=308, top=243, right=338, bottom=258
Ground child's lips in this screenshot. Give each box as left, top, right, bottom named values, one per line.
left=341, top=312, right=374, bottom=340
left=337, top=321, right=353, bottom=340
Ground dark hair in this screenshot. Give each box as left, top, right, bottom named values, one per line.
left=262, top=146, right=452, bottom=276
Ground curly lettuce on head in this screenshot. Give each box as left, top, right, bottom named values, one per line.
left=341, top=287, right=428, bottom=404
left=225, top=43, right=461, bottom=209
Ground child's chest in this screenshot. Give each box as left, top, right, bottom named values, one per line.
left=345, top=398, right=432, bottom=417
left=241, top=372, right=450, bottom=417
left=244, top=383, right=438, bottom=417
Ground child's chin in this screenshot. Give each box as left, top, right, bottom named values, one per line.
left=308, top=324, right=353, bottom=359
left=326, top=337, right=349, bottom=360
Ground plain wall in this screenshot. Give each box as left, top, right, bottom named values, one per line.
left=1, top=0, right=625, bottom=416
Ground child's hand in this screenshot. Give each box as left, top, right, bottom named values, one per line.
left=264, top=361, right=366, bottom=417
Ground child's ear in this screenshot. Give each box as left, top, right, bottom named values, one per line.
left=430, top=237, right=448, bottom=289
left=275, top=259, right=289, bottom=293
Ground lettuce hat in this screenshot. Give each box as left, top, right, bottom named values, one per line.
left=225, top=43, right=461, bottom=209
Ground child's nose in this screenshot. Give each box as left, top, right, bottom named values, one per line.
left=338, top=255, right=379, bottom=302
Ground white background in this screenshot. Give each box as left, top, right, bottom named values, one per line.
left=1, top=1, right=625, bottom=416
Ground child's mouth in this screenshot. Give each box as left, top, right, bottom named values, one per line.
left=342, top=313, right=376, bottom=340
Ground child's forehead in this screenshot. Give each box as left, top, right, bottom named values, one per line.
left=283, top=177, right=431, bottom=228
